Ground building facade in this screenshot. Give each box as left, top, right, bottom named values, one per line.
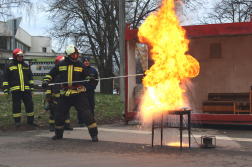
left=0, top=21, right=58, bottom=78
left=125, top=19, right=252, bottom=118
left=0, top=21, right=101, bottom=92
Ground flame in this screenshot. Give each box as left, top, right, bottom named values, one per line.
left=167, top=142, right=188, bottom=147
left=138, top=0, right=200, bottom=123
left=177, top=0, right=183, bottom=5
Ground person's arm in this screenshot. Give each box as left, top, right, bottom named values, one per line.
left=45, top=78, right=53, bottom=101
left=2, top=66, right=10, bottom=95
left=81, top=64, right=91, bottom=80
left=42, top=65, right=59, bottom=89
left=87, top=68, right=98, bottom=89
left=43, top=65, right=59, bottom=83
left=82, top=67, right=97, bottom=90
left=28, top=67, right=35, bottom=94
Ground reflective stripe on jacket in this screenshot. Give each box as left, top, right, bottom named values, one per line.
left=43, top=58, right=90, bottom=97
left=3, top=61, right=34, bottom=92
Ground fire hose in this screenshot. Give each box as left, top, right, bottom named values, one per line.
left=38, top=74, right=144, bottom=87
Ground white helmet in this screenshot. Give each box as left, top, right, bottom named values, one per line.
left=65, top=44, right=79, bottom=62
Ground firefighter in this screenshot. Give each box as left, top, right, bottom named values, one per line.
left=2, top=48, right=38, bottom=127
left=45, top=55, right=73, bottom=131
left=42, top=44, right=98, bottom=142
left=78, top=57, right=99, bottom=127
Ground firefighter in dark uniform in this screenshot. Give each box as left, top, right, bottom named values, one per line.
left=45, top=55, right=73, bottom=131
left=78, top=57, right=99, bottom=127
left=3, top=48, right=38, bottom=127
left=42, top=44, right=98, bottom=141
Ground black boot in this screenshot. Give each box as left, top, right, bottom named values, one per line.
left=91, top=136, right=98, bottom=142
left=52, top=129, right=64, bottom=140
left=64, top=123, right=73, bottom=130
left=14, top=117, right=21, bottom=127
left=27, top=121, right=38, bottom=126
left=27, top=116, right=38, bottom=126
left=15, top=122, right=22, bottom=127
left=49, top=123, right=55, bottom=131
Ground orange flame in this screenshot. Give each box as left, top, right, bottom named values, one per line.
left=138, top=0, right=200, bottom=123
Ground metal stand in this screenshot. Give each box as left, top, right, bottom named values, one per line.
left=151, top=109, right=192, bottom=151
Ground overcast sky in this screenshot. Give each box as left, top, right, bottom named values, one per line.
left=17, top=8, right=64, bottom=52
left=16, top=0, right=213, bottom=53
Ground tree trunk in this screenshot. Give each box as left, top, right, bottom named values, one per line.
left=100, top=79, right=113, bottom=94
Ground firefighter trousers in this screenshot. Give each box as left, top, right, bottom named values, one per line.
left=12, top=91, right=34, bottom=123
left=54, top=93, right=98, bottom=136
left=78, top=91, right=95, bottom=124
left=49, top=97, right=70, bottom=124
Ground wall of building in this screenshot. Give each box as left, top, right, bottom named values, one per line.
left=0, top=22, right=54, bottom=60
left=30, top=36, right=52, bottom=53
left=0, top=22, right=12, bottom=36
left=127, top=40, right=138, bottom=111
left=187, top=35, right=252, bottom=113
left=15, top=27, right=32, bottom=47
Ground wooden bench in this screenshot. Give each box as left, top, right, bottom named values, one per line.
left=202, top=92, right=252, bottom=114
left=234, top=91, right=252, bottom=114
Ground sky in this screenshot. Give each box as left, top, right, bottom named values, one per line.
left=16, top=7, right=65, bottom=52
left=19, top=14, right=48, bottom=36
left=15, top=0, right=214, bottom=53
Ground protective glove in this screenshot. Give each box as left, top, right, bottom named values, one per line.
left=86, top=76, right=96, bottom=85
left=4, top=89, right=9, bottom=96
left=89, top=77, right=96, bottom=85
left=42, top=81, right=49, bottom=89
left=30, top=88, right=35, bottom=94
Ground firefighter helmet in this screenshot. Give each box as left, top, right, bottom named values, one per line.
left=65, top=44, right=79, bottom=62
left=13, top=48, right=24, bottom=60
left=55, top=55, right=65, bottom=64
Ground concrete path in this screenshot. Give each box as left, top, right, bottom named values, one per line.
left=1, top=122, right=252, bottom=167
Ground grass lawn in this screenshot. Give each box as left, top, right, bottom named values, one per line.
left=0, top=93, right=125, bottom=131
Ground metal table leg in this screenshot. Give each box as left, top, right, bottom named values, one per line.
left=161, top=114, right=163, bottom=146
left=188, top=112, right=191, bottom=148
left=180, top=113, right=183, bottom=151
left=152, top=117, right=154, bottom=148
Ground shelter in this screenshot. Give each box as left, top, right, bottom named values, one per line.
left=124, top=16, right=252, bottom=124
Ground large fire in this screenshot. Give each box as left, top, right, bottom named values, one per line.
left=138, top=0, right=200, bottom=123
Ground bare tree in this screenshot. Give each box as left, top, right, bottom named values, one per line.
left=199, top=0, right=252, bottom=24
left=43, top=0, right=204, bottom=94
left=0, top=0, right=36, bottom=21
left=43, top=0, right=161, bottom=94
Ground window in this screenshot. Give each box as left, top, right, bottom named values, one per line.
left=14, top=40, right=30, bottom=52
left=210, top=43, right=221, bottom=58
left=42, top=47, right=47, bottom=53
left=0, top=36, right=7, bottom=50
left=0, top=36, right=12, bottom=50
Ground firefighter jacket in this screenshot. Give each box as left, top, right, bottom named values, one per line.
left=43, top=58, right=91, bottom=97
left=3, top=60, right=34, bottom=93
left=83, top=66, right=99, bottom=93
left=46, top=75, right=61, bottom=99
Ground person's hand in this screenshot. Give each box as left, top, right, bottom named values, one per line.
left=86, top=76, right=95, bottom=85
left=30, top=88, right=34, bottom=94
left=89, top=77, right=95, bottom=85
left=4, top=90, right=9, bottom=98
left=42, top=81, right=49, bottom=89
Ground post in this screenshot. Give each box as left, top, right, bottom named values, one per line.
left=6, top=17, right=22, bottom=50
left=119, top=0, right=125, bottom=103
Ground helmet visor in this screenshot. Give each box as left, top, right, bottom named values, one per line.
left=69, top=53, right=79, bottom=62
left=17, top=54, right=24, bottom=57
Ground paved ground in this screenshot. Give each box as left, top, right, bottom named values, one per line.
left=1, top=122, right=252, bottom=167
